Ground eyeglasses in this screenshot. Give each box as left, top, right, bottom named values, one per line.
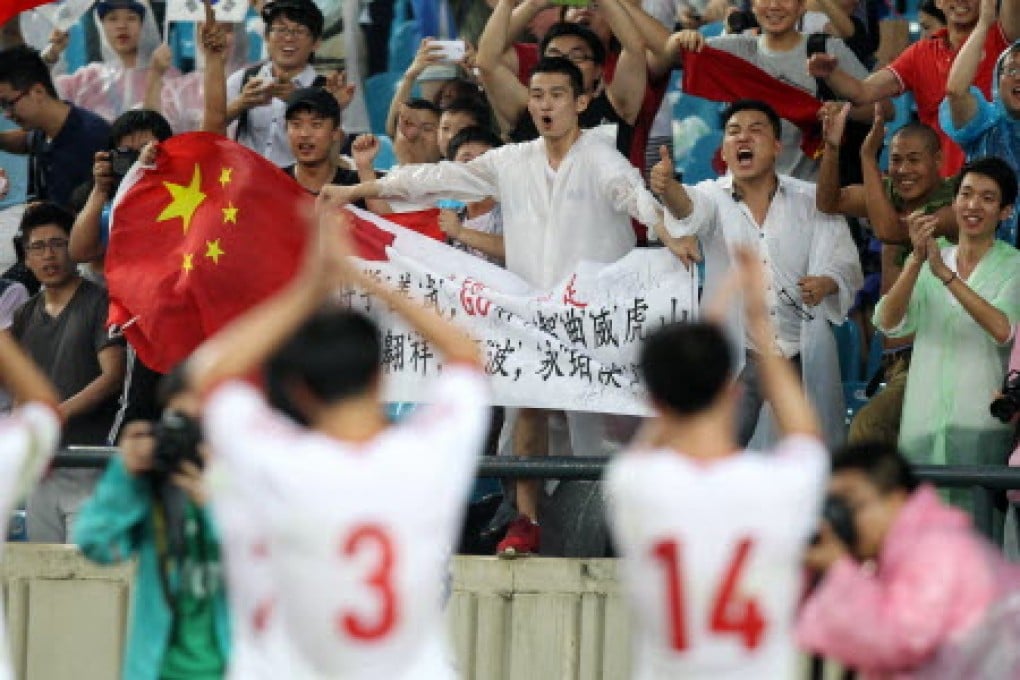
left=0, top=90, right=27, bottom=114
left=544, top=48, right=595, bottom=64
left=1002, top=66, right=1020, bottom=79
left=778, top=288, right=815, bottom=321
left=25, top=237, right=69, bottom=255
left=268, top=25, right=312, bottom=39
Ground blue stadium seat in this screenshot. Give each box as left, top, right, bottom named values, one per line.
left=374, top=134, right=397, bottom=171
left=865, top=329, right=885, bottom=382
left=833, top=319, right=863, bottom=383
left=843, top=381, right=870, bottom=425
left=364, top=72, right=403, bottom=136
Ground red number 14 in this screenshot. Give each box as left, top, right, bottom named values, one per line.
left=651, top=537, right=766, bottom=651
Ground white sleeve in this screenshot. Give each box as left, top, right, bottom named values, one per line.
left=772, top=434, right=829, bottom=535
left=809, top=210, right=865, bottom=324
left=225, top=67, right=244, bottom=101
left=661, top=182, right=718, bottom=239
left=376, top=151, right=501, bottom=203
left=0, top=402, right=61, bottom=509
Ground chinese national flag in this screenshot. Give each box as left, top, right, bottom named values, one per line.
left=381, top=208, right=445, bottom=242
left=0, top=1, right=51, bottom=26
left=106, top=133, right=313, bottom=373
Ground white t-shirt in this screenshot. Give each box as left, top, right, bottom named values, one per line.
left=606, top=435, right=828, bottom=680
left=0, top=403, right=60, bottom=680
left=205, top=364, right=490, bottom=680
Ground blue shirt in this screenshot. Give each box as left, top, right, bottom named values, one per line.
left=26, top=104, right=110, bottom=208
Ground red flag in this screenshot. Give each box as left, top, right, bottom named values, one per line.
left=0, top=1, right=51, bottom=26
left=381, top=208, right=446, bottom=242
left=682, top=46, right=824, bottom=158
left=106, top=133, right=313, bottom=373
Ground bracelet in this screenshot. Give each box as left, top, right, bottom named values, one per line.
left=942, top=271, right=957, bottom=286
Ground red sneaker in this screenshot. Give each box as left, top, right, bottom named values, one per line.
left=497, top=515, right=540, bottom=558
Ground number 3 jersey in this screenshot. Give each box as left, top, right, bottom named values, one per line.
left=605, top=435, right=828, bottom=679
left=205, top=364, right=490, bottom=680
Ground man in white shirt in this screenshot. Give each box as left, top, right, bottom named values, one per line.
left=188, top=206, right=489, bottom=679
left=322, top=56, right=684, bottom=557
left=605, top=247, right=828, bottom=680
left=225, top=0, right=324, bottom=167
left=0, top=330, right=62, bottom=680
left=652, top=99, right=862, bottom=446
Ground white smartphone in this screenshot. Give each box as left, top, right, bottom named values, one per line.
left=432, top=39, right=466, bottom=63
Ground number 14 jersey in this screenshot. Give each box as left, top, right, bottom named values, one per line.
left=605, top=435, right=828, bottom=679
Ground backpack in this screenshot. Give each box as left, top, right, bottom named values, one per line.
left=806, top=33, right=872, bottom=187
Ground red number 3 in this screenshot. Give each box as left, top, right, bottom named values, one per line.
left=338, top=524, right=399, bottom=641
left=651, top=537, right=766, bottom=651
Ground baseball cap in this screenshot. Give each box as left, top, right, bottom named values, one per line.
left=284, top=87, right=341, bottom=122
left=95, top=0, right=146, bottom=19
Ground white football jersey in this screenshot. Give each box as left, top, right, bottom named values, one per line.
left=206, top=365, right=490, bottom=680
left=0, top=403, right=60, bottom=680
left=606, top=435, right=827, bottom=680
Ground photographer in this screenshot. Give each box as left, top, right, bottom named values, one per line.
left=798, top=441, right=1020, bottom=677
left=68, top=109, right=174, bottom=279
left=74, top=369, right=229, bottom=680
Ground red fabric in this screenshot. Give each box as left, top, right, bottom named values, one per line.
left=348, top=211, right=396, bottom=262
left=514, top=42, right=541, bottom=85
left=886, top=23, right=1008, bottom=177
left=0, top=1, right=50, bottom=26
left=380, top=208, right=445, bottom=242
left=106, top=133, right=313, bottom=373
left=682, top=46, right=824, bottom=159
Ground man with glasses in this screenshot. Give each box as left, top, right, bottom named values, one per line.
left=652, top=99, right=862, bottom=446
left=0, top=45, right=110, bottom=208
left=226, top=0, right=326, bottom=166
left=11, top=202, right=126, bottom=542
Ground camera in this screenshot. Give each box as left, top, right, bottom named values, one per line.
left=108, top=148, right=141, bottom=178
left=149, top=411, right=204, bottom=481
left=990, top=370, right=1020, bottom=423
left=813, top=494, right=857, bottom=548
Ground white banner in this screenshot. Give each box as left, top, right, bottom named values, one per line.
left=346, top=208, right=699, bottom=416
left=166, top=0, right=248, bottom=23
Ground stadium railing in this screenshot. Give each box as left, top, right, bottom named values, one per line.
left=55, top=448, right=1020, bottom=540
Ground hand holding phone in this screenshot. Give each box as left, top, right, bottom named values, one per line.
left=431, top=40, right=466, bottom=63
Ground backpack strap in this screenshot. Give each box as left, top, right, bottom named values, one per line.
left=805, top=32, right=836, bottom=101
left=235, top=63, right=265, bottom=142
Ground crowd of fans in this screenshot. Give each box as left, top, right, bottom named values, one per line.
left=0, top=0, right=1015, bottom=676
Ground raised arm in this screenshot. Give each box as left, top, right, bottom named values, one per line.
left=649, top=144, right=695, bottom=219
left=69, top=153, right=116, bottom=263
left=818, top=102, right=868, bottom=217
left=350, top=134, right=395, bottom=214
left=944, top=0, right=995, bottom=129
left=617, top=0, right=675, bottom=77
left=476, top=0, right=530, bottom=133
left=0, top=330, right=58, bottom=409
left=385, top=38, right=445, bottom=138
left=808, top=54, right=901, bottom=104
left=601, top=0, right=648, bottom=125
left=200, top=6, right=230, bottom=135
left=809, top=0, right=857, bottom=39
left=1002, top=0, right=1020, bottom=41
left=143, top=43, right=174, bottom=115
left=876, top=217, right=929, bottom=332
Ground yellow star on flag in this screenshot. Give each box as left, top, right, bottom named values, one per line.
left=158, top=164, right=206, bottom=234
left=219, top=167, right=233, bottom=188
left=181, top=252, right=194, bottom=273
left=222, top=202, right=238, bottom=224
left=205, top=239, right=225, bottom=264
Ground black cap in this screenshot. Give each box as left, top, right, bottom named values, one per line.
left=284, top=87, right=341, bottom=122
left=95, top=0, right=146, bottom=20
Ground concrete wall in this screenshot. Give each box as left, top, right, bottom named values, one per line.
left=0, top=545, right=844, bottom=680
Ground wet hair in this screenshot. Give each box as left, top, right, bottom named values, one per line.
left=832, top=441, right=920, bottom=494
left=540, top=23, right=606, bottom=66
left=404, top=98, right=441, bottom=117
left=447, top=126, right=503, bottom=161
left=530, top=56, right=585, bottom=97
left=720, top=99, right=783, bottom=141
left=955, top=156, right=1019, bottom=209
left=890, top=122, right=941, bottom=154
left=639, top=322, right=732, bottom=416
left=109, top=109, right=173, bottom=147
left=918, top=0, right=946, bottom=25
left=267, top=309, right=382, bottom=405
left=440, top=97, right=491, bottom=131
left=262, top=0, right=325, bottom=40
left=19, top=201, right=74, bottom=245
left=0, top=46, right=58, bottom=98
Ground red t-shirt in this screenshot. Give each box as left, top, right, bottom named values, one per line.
left=885, top=23, right=1008, bottom=177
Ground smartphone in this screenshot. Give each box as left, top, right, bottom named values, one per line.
left=432, top=39, right=466, bottom=63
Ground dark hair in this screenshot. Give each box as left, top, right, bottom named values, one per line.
left=262, top=0, right=325, bottom=40
left=639, top=322, right=732, bottom=416
left=955, top=156, right=1019, bottom=209
left=721, top=99, right=782, bottom=141
left=284, top=86, right=342, bottom=125
left=440, top=97, right=491, bottom=131
left=540, top=23, right=606, bottom=66
left=0, top=46, right=58, bottom=98
left=19, top=201, right=74, bottom=245
left=156, top=364, right=189, bottom=411
left=832, top=441, right=920, bottom=494
left=404, top=98, right=441, bottom=116
left=530, top=56, right=585, bottom=97
left=448, top=126, right=503, bottom=160
left=434, top=78, right=483, bottom=108
left=890, top=122, right=941, bottom=154
left=109, top=109, right=173, bottom=147
left=918, top=0, right=946, bottom=24
left=267, top=310, right=382, bottom=405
